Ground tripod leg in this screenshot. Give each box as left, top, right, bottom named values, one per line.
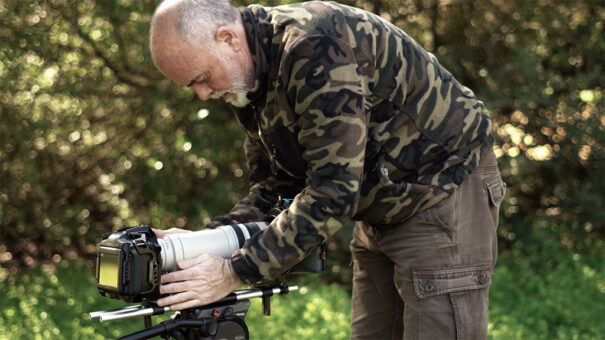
left=144, top=315, right=152, bottom=329
left=262, top=296, right=271, bottom=316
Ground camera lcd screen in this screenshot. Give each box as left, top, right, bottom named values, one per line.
left=98, top=252, right=120, bottom=289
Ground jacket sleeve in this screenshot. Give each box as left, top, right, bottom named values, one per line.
left=231, top=36, right=370, bottom=283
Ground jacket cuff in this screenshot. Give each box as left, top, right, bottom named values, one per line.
left=231, top=250, right=263, bottom=284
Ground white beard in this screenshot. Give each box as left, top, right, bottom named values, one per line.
left=212, top=53, right=254, bottom=108
left=210, top=87, right=251, bottom=108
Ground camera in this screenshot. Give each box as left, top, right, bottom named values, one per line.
left=95, top=220, right=325, bottom=303
left=95, top=222, right=269, bottom=303
left=91, top=199, right=325, bottom=339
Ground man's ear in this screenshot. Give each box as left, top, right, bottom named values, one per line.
left=215, top=26, right=241, bottom=51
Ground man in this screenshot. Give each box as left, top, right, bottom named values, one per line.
left=149, top=0, right=506, bottom=339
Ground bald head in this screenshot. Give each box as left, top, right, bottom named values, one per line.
left=150, top=0, right=239, bottom=48
left=149, top=0, right=255, bottom=106
left=150, top=0, right=242, bottom=74
left=151, top=0, right=243, bottom=77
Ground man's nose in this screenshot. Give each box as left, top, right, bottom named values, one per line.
left=193, top=83, right=213, bottom=101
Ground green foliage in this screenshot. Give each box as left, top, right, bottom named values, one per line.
left=246, top=278, right=351, bottom=339
left=2, top=245, right=604, bottom=339
left=1, top=0, right=249, bottom=271
left=0, top=260, right=134, bottom=339
left=489, top=231, right=605, bottom=340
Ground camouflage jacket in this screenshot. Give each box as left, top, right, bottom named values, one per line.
left=220, top=1, right=494, bottom=283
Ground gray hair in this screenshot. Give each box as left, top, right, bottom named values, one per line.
left=151, top=0, right=239, bottom=48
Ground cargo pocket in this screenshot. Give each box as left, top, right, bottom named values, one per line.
left=485, top=177, right=506, bottom=208
left=413, top=266, right=492, bottom=339
left=485, top=176, right=506, bottom=232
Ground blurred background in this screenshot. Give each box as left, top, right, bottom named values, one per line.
left=1, top=0, right=603, bottom=339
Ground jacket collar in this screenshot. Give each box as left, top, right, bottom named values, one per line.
left=238, top=5, right=273, bottom=106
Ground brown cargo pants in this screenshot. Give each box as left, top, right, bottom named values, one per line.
left=350, top=147, right=505, bottom=340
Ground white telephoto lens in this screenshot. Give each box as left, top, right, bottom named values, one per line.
left=157, top=222, right=266, bottom=272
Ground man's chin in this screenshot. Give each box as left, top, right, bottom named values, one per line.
left=225, top=98, right=250, bottom=107
left=222, top=91, right=251, bottom=108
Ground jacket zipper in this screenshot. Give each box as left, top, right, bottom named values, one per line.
left=270, top=143, right=277, bottom=176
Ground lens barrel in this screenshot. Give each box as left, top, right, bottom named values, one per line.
left=158, top=222, right=266, bottom=272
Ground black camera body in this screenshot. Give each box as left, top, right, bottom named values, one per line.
left=96, top=226, right=162, bottom=302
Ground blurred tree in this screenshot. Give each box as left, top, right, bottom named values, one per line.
left=1, top=0, right=603, bottom=279
left=0, top=0, right=249, bottom=273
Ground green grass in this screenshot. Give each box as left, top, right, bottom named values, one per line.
left=1, top=242, right=604, bottom=339
left=488, top=241, right=605, bottom=340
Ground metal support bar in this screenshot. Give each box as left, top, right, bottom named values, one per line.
left=90, top=305, right=170, bottom=322
left=89, top=285, right=298, bottom=323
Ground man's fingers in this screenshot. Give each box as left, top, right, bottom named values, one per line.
left=152, top=227, right=192, bottom=239
left=157, top=290, right=196, bottom=307
left=170, top=299, right=205, bottom=311
left=161, top=266, right=205, bottom=284
left=160, top=280, right=194, bottom=295
left=151, top=228, right=166, bottom=238
left=160, top=271, right=179, bottom=284
left=157, top=287, right=221, bottom=310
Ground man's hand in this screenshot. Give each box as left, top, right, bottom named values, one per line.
left=157, top=253, right=244, bottom=310
left=152, top=227, right=192, bottom=239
